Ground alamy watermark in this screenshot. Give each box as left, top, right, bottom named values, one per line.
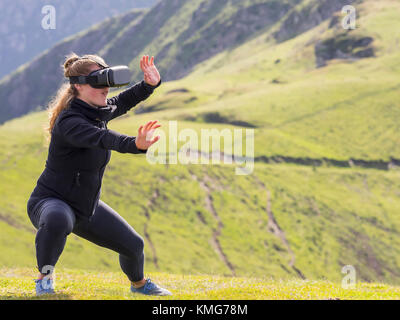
left=41, top=265, right=56, bottom=289
left=342, top=5, right=356, bottom=30
left=341, top=265, right=356, bottom=289
left=41, top=5, right=56, bottom=30
left=145, top=121, right=254, bottom=175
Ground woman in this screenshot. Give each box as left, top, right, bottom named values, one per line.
left=26, top=53, right=171, bottom=296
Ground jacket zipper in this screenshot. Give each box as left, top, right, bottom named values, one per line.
left=75, top=172, right=81, bottom=187
left=90, top=121, right=108, bottom=218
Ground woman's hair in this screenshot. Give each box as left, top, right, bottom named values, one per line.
left=43, top=52, right=108, bottom=143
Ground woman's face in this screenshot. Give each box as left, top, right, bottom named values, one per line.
left=75, top=64, right=109, bottom=107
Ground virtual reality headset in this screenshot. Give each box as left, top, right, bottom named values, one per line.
left=68, top=65, right=132, bottom=89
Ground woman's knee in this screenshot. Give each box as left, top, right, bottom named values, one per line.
left=123, top=235, right=145, bottom=257
left=137, top=236, right=145, bottom=253
left=39, top=203, right=75, bottom=235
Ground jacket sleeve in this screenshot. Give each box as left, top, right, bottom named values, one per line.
left=106, top=79, right=161, bottom=121
left=57, top=115, right=147, bottom=154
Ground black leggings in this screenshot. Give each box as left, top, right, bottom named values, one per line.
left=27, top=197, right=145, bottom=282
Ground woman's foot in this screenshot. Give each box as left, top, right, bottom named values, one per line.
left=34, top=278, right=55, bottom=296
left=130, top=278, right=172, bottom=296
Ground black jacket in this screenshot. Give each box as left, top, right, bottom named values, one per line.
left=27, top=79, right=161, bottom=220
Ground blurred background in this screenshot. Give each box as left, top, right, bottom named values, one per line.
left=1, top=0, right=400, bottom=286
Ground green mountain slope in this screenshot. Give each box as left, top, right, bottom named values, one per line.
left=1, top=0, right=400, bottom=287
left=142, top=0, right=400, bottom=162
left=0, top=0, right=332, bottom=125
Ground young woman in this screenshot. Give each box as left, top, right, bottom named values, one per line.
left=26, top=53, right=171, bottom=296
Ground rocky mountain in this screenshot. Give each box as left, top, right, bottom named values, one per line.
left=272, top=0, right=361, bottom=42
left=0, top=0, right=156, bottom=79
left=0, top=0, right=371, bottom=126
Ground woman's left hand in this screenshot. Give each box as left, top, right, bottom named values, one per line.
left=135, top=120, right=162, bottom=151
left=140, top=55, right=161, bottom=86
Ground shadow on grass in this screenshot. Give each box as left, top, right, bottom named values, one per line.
left=0, top=293, right=72, bottom=300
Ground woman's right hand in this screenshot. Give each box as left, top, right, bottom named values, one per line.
left=135, top=120, right=161, bottom=151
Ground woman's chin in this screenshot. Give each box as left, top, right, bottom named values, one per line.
left=97, top=99, right=107, bottom=107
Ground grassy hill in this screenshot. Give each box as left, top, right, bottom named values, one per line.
left=1, top=0, right=350, bottom=125
left=1, top=0, right=400, bottom=296
left=146, top=0, right=400, bottom=162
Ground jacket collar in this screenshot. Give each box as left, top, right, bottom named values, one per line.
left=70, top=97, right=116, bottom=122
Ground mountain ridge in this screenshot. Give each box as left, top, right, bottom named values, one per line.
left=0, top=0, right=157, bottom=79
left=0, top=0, right=357, bottom=126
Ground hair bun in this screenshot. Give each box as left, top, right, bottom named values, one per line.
left=64, top=53, right=80, bottom=70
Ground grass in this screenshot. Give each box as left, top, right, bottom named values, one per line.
left=2, top=143, right=400, bottom=283
left=1, top=268, right=400, bottom=300
left=1, top=0, right=400, bottom=292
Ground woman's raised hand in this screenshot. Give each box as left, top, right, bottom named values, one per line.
left=140, top=55, right=161, bottom=87
left=135, top=120, right=161, bottom=151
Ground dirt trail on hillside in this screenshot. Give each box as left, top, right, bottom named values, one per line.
left=190, top=172, right=236, bottom=276
left=255, top=177, right=305, bottom=279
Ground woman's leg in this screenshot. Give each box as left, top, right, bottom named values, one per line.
left=28, top=198, right=76, bottom=277
left=72, top=200, right=145, bottom=283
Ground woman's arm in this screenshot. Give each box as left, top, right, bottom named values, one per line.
left=57, top=115, right=161, bottom=154
left=106, top=55, right=161, bottom=121
left=106, top=79, right=161, bottom=121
